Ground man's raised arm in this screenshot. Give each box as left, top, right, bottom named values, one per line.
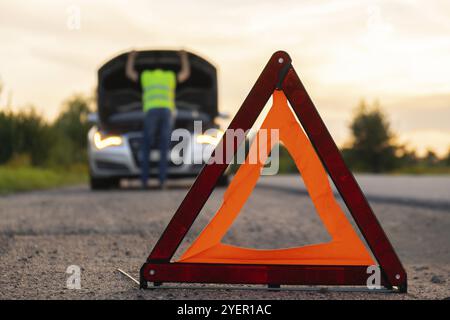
left=177, top=50, right=191, bottom=83
left=126, top=50, right=139, bottom=82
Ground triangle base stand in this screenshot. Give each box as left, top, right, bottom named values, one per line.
left=140, top=51, right=407, bottom=293
left=140, top=263, right=405, bottom=292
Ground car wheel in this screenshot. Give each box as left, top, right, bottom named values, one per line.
left=89, top=176, right=120, bottom=190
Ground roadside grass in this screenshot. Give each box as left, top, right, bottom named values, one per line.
left=0, top=165, right=88, bottom=194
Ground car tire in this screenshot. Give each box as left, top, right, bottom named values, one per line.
left=89, top=176, right=120, bottom=190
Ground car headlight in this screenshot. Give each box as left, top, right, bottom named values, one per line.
left=93, top=131, right=123, bottom=149
left=196, top=130, right=224, bottom=145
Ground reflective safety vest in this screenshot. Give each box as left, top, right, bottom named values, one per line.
left=140, top=69, right=176, bottom=112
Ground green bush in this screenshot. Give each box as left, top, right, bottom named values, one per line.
left=0, top=94, right=92, bottom=168
left=0, top=107, right=53, bottom=166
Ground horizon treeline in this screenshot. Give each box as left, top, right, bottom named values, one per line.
left=0, top=94, right=449, bottom=173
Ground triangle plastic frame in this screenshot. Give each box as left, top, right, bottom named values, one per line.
left=140, top=51, right=407, bottom=292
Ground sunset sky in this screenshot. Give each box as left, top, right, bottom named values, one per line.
left=0, top=0, right=449, bottom=156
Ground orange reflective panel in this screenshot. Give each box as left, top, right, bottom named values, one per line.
left=178, top=90, right=374, bottom=266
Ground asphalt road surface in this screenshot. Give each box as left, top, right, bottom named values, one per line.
left=0, top=175, right=449, bottom=299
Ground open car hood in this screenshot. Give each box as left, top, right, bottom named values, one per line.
left=97, top=50, right=218, bottom=132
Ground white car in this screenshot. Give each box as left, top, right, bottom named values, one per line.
left=88, top=50, right=229, bottom=189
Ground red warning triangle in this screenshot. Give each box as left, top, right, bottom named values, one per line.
left=179, top=91, right=374, bottom=266
left=140, top=51, right=407, bottom=292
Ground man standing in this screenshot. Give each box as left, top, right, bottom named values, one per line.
left=126, top=50, right=191, bottom=189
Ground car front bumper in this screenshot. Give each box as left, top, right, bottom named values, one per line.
left=88, top=129, right=208, bottom=179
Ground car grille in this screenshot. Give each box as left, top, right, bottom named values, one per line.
left=128, top=137, right=182, bottom=168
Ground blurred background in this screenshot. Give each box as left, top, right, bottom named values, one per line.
left=0, top=1, right=449, bottom=300
left=0, top=0, right=449, bottom=193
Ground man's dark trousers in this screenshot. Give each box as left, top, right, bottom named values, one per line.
left=141, top=107, right=173, bottom=187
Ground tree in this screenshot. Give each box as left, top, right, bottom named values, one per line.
left=49, top=94, right=93, bottom=165
left=396, top=145, right=418, bottom=167
left=342, top=100, right=399, bottom=172
left=422, top=149, right=439, bottom=166
left=54, top=94, right=92, bottom=150
left=0, top=110, right=14, bottom=163
left=444, top=147, right=450, bottom=166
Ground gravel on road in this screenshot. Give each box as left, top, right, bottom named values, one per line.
left=0, top=175, right=449, bottom=299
